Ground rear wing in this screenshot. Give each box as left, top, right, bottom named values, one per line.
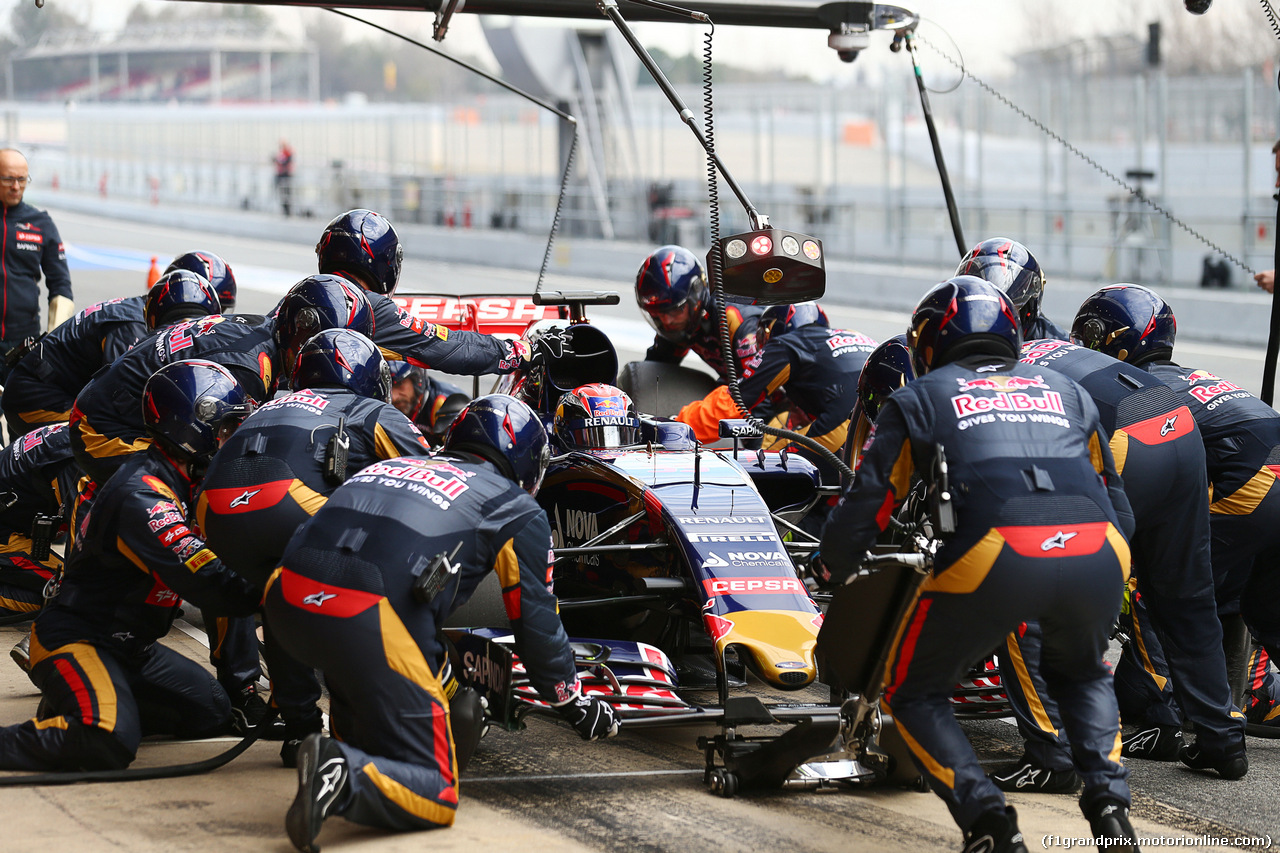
left=391, top=293, right=565, bottom=337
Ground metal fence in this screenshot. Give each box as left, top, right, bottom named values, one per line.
left=3, top=65, right=1278, bottom=287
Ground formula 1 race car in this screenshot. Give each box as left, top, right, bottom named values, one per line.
left=393, top=289, right=1001, bottom=795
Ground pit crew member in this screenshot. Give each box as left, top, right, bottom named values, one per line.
left=197, top=329, right=430, bottom=762
left=0, top=361, right=260, bottom=771
left=821, top=277, right=1136, bottom=853
left=635, top=244, right=764, bottom=382
left=956, top=237, right=1069, bottom=341
left=1074, top=282, right=1266, bottom=779
left=315, top=209, right=538, bottom=376
left=265, top=395, right=617, bottom=851
left=993, top=333, right=1243, bottom=792
left=165, top=251, right=238, bottom=315
left=389, top=361, right=470, bottom=443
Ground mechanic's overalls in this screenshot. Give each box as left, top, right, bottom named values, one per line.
left=1006, top=344, right=1243, bottom=762
left=1149, top=365, right=1280, bottom=686
left=1, top=296, right=145, bottom=441
left=0, top=451, right=259, bottom=771
left=263, top=455, right=579, bottom=832
left=197, top=388, right=431, bottom=729
left=821, top=355, right=1132, bottom=830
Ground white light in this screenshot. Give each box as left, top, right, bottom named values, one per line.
left=781, top=236, right=800, bottom=256
left=725, top=239, right=747, bottom=259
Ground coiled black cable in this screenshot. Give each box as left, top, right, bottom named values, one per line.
left=1262, top=0, right=1280, bottom=40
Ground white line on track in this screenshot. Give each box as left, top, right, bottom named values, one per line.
left=465, top=769, right=703, bottom=784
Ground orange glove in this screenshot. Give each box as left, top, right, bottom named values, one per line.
left=676, top=384, right=743, bottom=443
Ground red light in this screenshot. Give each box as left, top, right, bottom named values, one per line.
left=750, top=235, right=773, bottom=256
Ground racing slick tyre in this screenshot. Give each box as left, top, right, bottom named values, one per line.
left=616, top=361, right=719, bottom=419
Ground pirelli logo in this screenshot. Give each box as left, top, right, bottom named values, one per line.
left=185, top=549, right=216, bottom=572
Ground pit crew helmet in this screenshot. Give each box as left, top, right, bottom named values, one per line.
left=955, top=238, right=1046, bottom=339
left=908, top=276, right=1022, bottom=376
left=857, top=334, right=915, bottom=422
left=390, top=361, right=428, bottom=420
left=142, top=359, right=255, bottom=465
left=757, top=301, right=830, bottom=349
left=1071, top=284, right=1176, bottom=366
left=274, top=275, right=375, bottom=382
left=445, top=394, right=550, bottom=496
left=553, top=383, right=642, bottom=450
left=292, top=329, right=392, bottom=401
left=144, top=270, right=222, bottom=330
left=634, top=245, right=709, bottom=345
left=165, top=251, right=238, bottom=313
left=316, top=209, right=403, bottom=296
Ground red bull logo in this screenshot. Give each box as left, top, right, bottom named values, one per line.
left=955, top=374, right=1051, bottom=393
left=952, top=390, right=1066, bottom=418
left=589, top=397, right=626, bottom=417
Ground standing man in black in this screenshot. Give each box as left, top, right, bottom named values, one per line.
left=0, top=149, right=74, bottom=383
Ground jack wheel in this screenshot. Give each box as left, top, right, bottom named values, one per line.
left=708, top=768, right=739, bottom=798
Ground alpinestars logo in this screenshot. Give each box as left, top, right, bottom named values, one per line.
left=1040, top=530, right=1077, bottom=551
left=1160, top=415, right=1178, bottom=436
left=302, top=591, right=337, bottom=607
left=230, top=489, right=260, bottom=508
left=317, top=758, right=345, bottom=800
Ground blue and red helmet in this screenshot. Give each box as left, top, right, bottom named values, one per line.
left=274, top=274, right=375, bottom=381
left=145, top=270, right=222, bottom=330
left=955, top=238, right=1046, bottom=339
left=142, top=359, right=255, bottom=463
left=758, top=301, right=830, bottom=348
left=1071, top=284, right=1176, bottom=366
left=856, top=334, right=915, bottom=422
left=634, top=245, right=709, bottom=344
left=553, top=383, right=642, bottom=449
left=316, top=209, right=404, bottom=296
left=292, top=329, right=392, bottom=401
left=445, top=394, right=550, bottom=496
left=165, top=251, right=237, bottom=313
left=908, top=276, right=1022, bottom=376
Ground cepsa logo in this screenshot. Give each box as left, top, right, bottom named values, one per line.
left=950, top=375, right=1064, bottom=418
left=702, top=577, right=805, bottom=596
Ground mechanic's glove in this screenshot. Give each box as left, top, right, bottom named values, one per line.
left=554, top=690, right=619, bottom=741
left=807, top=551, right=835, bottom=589
left=530, top=327, right=574, bottom=364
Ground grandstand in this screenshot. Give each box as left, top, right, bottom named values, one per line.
left=5, top=20, right=318, bottom=104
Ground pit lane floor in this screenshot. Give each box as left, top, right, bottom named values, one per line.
left=0, top=624, right=1271, bottom=853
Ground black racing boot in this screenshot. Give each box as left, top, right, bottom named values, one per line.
left=1081, top=796, right=1140, bottom=851
left=962, top=806, right=1028, bottom=853
left=989, top=754, right=1081, bottom=794
left=1178, top=740, right=1248, bottom=780
left=1120, top=724, right=1183, bottom=761
left=286, top=734, right=349, bottom=853
left=280, top=711, right=326, bottom=769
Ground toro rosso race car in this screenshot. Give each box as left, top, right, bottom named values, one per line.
left=391, top=289, right=1004, bottom=795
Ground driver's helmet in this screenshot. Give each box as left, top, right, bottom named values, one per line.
left=165, top=251, right=237, bottom=314
left=757, top=301, right=829, bottom=349
left=634, top=245, right=709, bottom=345
left=554, top=383, right=642, bottom=450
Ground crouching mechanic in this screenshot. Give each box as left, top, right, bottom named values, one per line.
left=390, top=361, right=470, bottom=443
left=0, top=361, right=261, bottom=771
left=197, top=328, right=431, bottom=762
left=264, top=395, right=617, bottom=851
left=821, top=277, right=1137, bottom=853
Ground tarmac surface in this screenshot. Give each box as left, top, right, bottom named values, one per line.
left=0, top=204, right=1274, bottom=852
